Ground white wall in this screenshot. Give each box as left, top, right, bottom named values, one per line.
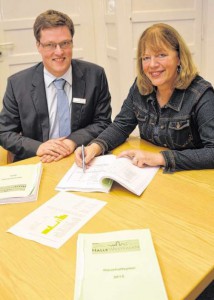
left=201, top=0, right=214, bottom=85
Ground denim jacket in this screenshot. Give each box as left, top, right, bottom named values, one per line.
left=94, top=75, right=214, bottom=172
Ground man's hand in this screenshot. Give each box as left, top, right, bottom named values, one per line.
left=36, top=138, right=77, bottom=163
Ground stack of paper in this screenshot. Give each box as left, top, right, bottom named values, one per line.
left=0, top=162, right=43, bottom=204
left=74, top=229, right=168, bottom=300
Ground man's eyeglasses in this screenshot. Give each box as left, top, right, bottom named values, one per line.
left=39, top=40, right=73, bottom=51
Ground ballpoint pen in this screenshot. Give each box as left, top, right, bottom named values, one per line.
left=81, top=145, right=86, bottom=173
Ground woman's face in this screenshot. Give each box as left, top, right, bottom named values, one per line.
left=142, top=45, right=180, bottom=91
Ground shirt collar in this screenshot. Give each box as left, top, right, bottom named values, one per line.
left=164, top=89, right=186, bottom=111
left=44, top=65, right=72, bottom=88
left=146, top=89, right=186, bottom=111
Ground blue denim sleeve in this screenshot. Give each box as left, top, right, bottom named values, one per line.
left=161, top=88, right=214, bottom=172
left=92, top=81, right=139, bottom=152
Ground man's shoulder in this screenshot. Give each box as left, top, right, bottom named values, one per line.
left=8, top=62, right=43, bottom=81
left=72, top=59, right=104, bottom=73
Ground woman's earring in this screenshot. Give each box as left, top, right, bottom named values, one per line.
left=177, top=64, right=182, bottom=73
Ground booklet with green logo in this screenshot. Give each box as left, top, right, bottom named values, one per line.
left=0, top=162, right=42, bottom=204
left=74, top=229, right=168, bottom=300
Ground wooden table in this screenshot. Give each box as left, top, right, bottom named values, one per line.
left=0, top=137, right=213, bottom=300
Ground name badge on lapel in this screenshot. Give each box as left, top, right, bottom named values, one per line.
left=73, top=98, right=86, bottom=104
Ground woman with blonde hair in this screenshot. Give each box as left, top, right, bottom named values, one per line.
left=75, top=23, right=214, bottom=173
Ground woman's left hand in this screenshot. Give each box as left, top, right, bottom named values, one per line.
left=117, top=149, right=166, bottom=167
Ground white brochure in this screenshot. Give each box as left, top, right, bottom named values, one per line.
left=0, top=162, right=42, bottom=204
left=56, top=154, right=159, bottom=196
left=74, top=229, right=168, bottom=300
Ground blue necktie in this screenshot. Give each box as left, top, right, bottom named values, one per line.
left=54, top=78, right=71, bottom=137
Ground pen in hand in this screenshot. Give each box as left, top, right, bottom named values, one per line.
left=81, top=145, right=86, bottom=173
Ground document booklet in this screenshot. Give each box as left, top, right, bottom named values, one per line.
left=56, top=154, right=159, bottom=196
left=74, top=229, right=168, bottom=300
left=0, top=162, right=42, bottom=204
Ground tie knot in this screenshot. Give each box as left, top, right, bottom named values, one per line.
left=54, top=78, right=66, bottom=90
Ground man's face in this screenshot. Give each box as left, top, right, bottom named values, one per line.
left=37, top=26, right=73, bottom=77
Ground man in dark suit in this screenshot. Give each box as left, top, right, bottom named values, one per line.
left=0, top=10, right=111, bottom=162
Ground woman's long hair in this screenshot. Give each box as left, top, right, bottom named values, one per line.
left=136, top=23, right=198, bottom=95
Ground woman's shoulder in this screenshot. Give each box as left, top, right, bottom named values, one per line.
left=189, top=75, right=214, bottom=92
left=184, top=75, right=214, bottom=105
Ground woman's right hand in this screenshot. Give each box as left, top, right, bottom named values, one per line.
left=74, top=143, right=103, bottom=169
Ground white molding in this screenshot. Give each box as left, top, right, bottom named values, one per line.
left=1, top=15, right=81, bottom=30
left=131, top=9, right=196, bottom=23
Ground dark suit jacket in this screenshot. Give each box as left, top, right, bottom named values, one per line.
left=0, top=59, right=112, bottom=161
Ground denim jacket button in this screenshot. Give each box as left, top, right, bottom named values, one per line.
left=160, top=125, right=165, bottom=129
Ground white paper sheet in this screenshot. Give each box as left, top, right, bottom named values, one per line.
left=8, top=192, right=106, bottom=248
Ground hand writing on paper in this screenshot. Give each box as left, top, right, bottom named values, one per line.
left=74, top=143, right=102, bottom=168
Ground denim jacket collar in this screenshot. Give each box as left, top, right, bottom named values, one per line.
left=146, top=89, right=186, bottom=112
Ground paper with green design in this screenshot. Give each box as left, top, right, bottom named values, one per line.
left=0, top=162, right=42, bottom=204
left=74, top=229, right=168, bottom=300
left=8, top=192, right=106, bottom=248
